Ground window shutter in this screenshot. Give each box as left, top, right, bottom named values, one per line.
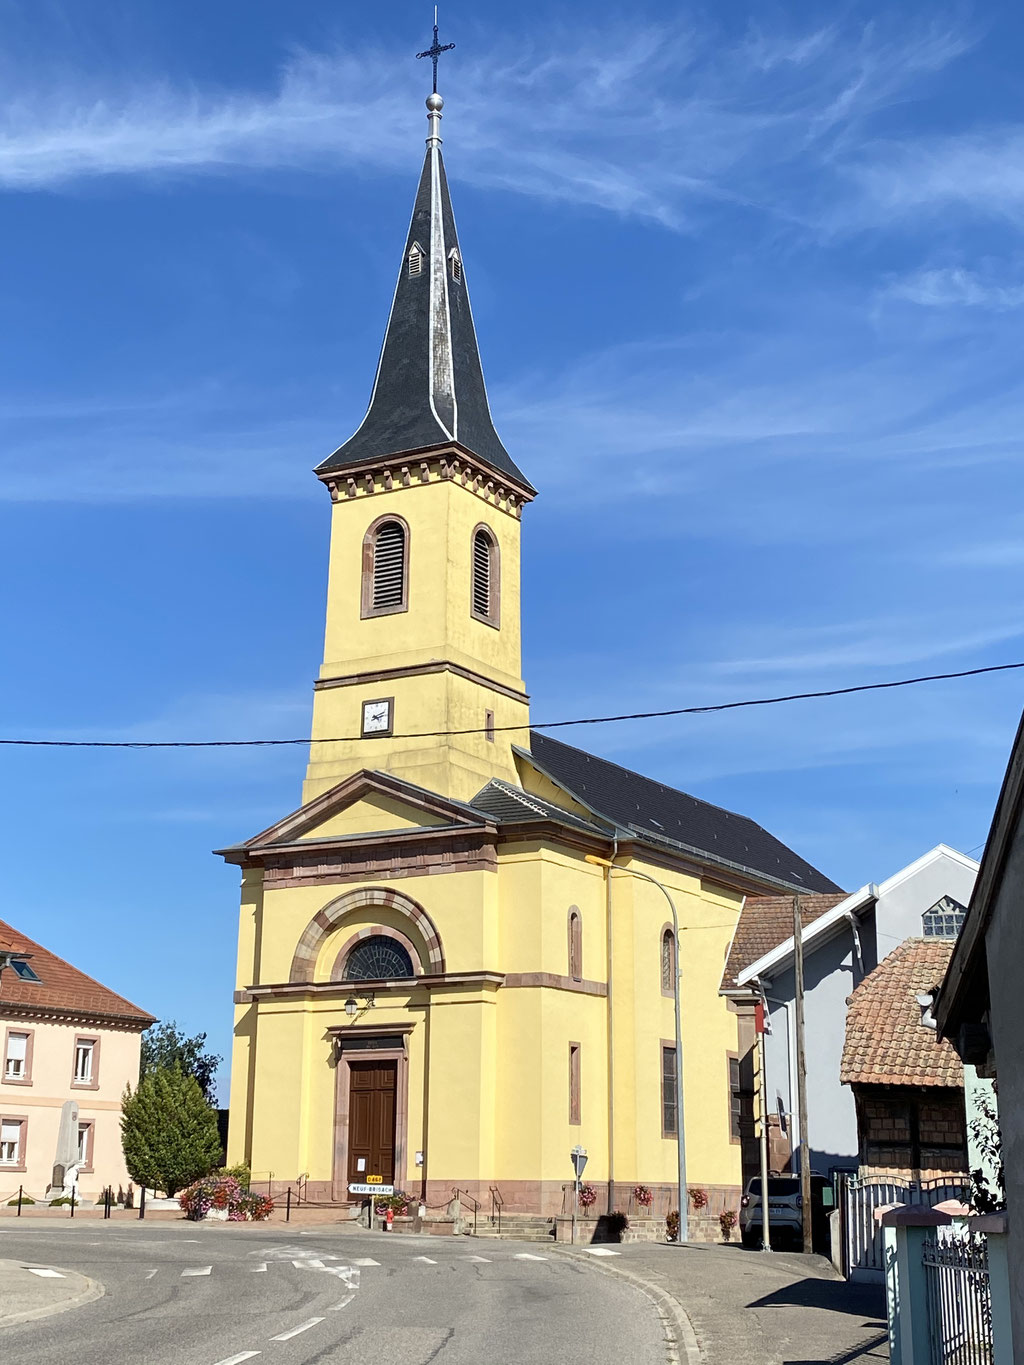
left=472, top=531, right=491, bottom=617
left=6, top=1033, right=27, bottom=1063
left=373, top=522, right=406, bottom=610
left=408, top=243, right=424, bottom=278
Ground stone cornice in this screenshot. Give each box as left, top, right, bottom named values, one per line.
left=317, top=445, right=535, bottom=518
left=314, top=658, right=529, bottom=705
left=0, top=1002, right=152, bottom=1033
left=245, top=971, right=505, bottom=1000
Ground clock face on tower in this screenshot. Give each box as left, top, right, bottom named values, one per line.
left=361, top=698, right=393, bottom=737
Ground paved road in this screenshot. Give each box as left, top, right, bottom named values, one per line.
left=0, top=1223, right=669, bottom=1365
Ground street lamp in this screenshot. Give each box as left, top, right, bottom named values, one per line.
left=585, top=855, right=688, bottom=1243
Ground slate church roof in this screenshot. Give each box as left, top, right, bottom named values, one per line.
left=498, top=732, right=842, bottom=894
left=317, top=97, right=531, bottom=492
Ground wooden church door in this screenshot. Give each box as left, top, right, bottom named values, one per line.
left=347, top=1059, right=397, bottom=1184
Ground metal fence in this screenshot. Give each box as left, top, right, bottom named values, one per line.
left=843, top=1174, right=968, bottom=1280
left=922, top=1231, right=993, bottom=1365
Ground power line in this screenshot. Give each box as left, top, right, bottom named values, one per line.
left=2, top=659, right=1022, bottom=750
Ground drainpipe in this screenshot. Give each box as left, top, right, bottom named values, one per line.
left=605, top=834, right=618, bottom=1217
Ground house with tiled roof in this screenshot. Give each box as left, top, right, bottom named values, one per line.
left=841, top=937, right=967, bottom=1180
left=720, top=845, right=977, bottom=1185
left=0, top=919, right=154, bottom=1201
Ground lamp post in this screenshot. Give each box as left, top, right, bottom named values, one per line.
left=585, top=855, right=688, bottom=1243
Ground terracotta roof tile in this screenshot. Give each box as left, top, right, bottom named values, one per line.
left=841, top=937, right=962, bottom=1088
left=0, top=919, right=154, bottom=1028
left=721, top=893, right=846, bottom=991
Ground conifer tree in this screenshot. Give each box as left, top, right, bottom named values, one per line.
left=121, top=1064, right=223, bottom=1196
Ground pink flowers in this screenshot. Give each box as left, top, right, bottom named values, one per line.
left=632, top=1184, right=653, bottom=1207
left=178, top=1176, right=274, bottom=1222
left=578, top=1183, right=597, bottom=1209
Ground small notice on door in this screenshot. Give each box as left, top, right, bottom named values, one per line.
left=357, top=1158, right=366, bottom=1172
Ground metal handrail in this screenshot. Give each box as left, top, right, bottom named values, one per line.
left=453, top=1187, right=478, bottom=1235
left=489, top=1186, right=504, bottom=1235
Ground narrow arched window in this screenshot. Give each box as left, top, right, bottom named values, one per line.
left=471, top=526, right=499, bottom=627
left=362, top=516, right=409, bottom=618
left=568, top=909, right=583, bottom=982
left=661, top=929, right=676, bottom=995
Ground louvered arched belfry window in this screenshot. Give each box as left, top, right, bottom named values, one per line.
left=471, top=525, right=500, bottom=627
left=361, top=515, right=410, bottom=618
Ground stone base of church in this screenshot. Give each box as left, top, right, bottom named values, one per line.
left=251, top=1177, right=740, bottom=1242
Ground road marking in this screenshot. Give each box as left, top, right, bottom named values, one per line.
left=181, top=1265, right=213, bottom=1276
left=329, top=1292, right=356, bottom=1311
left=583, top=1247, right=620, bottom=1256
left=212, top=1354, right=261, bottom=1365
left=414, top=1256, right=438, bottom=1264
left=26, top=1268, right=64, bottom=1278
left=270, top=1317, right=324, bottom=1342
left=514, top=1253, right=547, bottom=1261
left=250, top=1263, right=267, bottom=1273
left=351, top=1257, right=380, bottom=1267
left=462, top=1255, right=491, bottom=1263
left=145, top=1269, right=159, bottom=1279
left=291, top=1258, right=325, bottom=1269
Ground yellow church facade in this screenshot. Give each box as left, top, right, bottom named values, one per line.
left=222, top=88, right=840, bottom=1225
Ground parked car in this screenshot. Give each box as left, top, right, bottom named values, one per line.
left=739, top=1173, right=835, bottom=1250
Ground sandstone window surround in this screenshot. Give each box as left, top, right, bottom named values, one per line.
left=2, top=1028, right=32, bottom=1085
left=72, top=1035, right=100, bottom=1090
left=0, top=1115, right=27, bottom=1170
left=361, top=515, right=410, bottom=618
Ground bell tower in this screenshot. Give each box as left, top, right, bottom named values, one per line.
left=303, top=86, right=535, bottom=805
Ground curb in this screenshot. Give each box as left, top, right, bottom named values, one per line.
left=0, top=1273, right=105, bottom=1330
left=551, top=1247, right=703, bottom=1365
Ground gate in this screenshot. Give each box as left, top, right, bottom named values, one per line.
left=844, top=1175, right=968, bottom=1280
left=922, top=1231, right=993, bottom=1364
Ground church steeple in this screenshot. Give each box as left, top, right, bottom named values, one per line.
left=316, top=90, right=532, bottom=491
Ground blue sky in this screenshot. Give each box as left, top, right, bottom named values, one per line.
left=3, top=1, right=1024, bottom=1095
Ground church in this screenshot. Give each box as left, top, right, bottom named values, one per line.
left=221, top=78, right=840, bottom=1229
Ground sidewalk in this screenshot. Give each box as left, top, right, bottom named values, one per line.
left=0, top=1258, right=103, bottom=1329
left=579, top=1242, right=888, bottom=1365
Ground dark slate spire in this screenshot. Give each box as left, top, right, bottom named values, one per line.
left=317, top=94, right=531, bottom=491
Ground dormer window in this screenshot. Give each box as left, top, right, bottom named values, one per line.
left=448, top=248, right=462, bottom=284
left=408, top=242, right=425, bottom=278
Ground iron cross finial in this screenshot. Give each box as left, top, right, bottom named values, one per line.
left=416, top=6, right=455, bottom=94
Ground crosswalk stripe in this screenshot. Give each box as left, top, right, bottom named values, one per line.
left=584, top=1247, right=620, bottom=1256
left=181, top=1266, right=213, bottom=1276
left=462, top=1255, right=491, bottom=1263
left=27, top=1269, right=64, bottom=1279
left=351, top=1257, right=380, bottom=1267
left=414, top=1256, right=438, bottom=1264
left=514, top=1253, right=547, bottom=1261
left=271, top=1317, right=324, bottom=1342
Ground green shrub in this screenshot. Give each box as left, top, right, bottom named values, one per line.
left=48, top=1197, right=73, bottom=1207
left=121, top=1064, right=222, bottom=1197
left=218, top=1161, right=251, bottom=1191
left=7, top=1194, right=35, bottom=1206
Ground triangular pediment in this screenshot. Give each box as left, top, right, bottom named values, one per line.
left=218, top=770, right=492, bottom=861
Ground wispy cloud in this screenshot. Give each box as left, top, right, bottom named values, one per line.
left=883, top=265, right=1024, bottom=309
left=851, top=127, right=1024, bottom=225
left=0, top=18, right=971, bottom=226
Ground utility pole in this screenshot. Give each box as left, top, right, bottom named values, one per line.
left=756, top=1001, right=772, bottom=1252
left=792, top=894, right=812, bottom=1254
